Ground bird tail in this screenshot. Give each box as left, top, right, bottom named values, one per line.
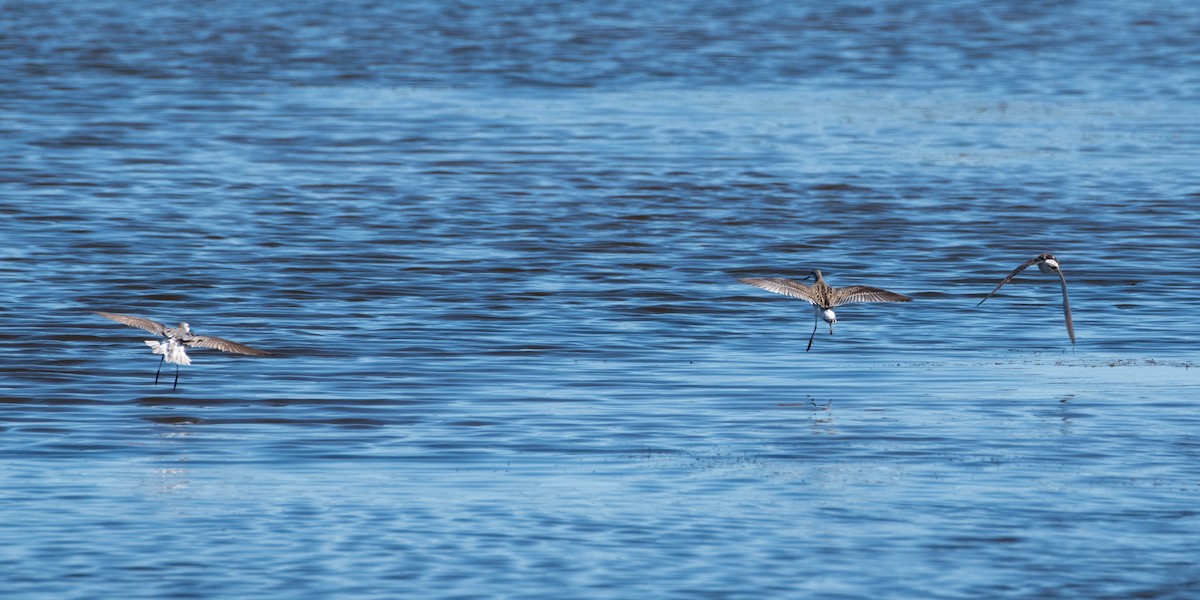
left=145, top=340, right=191, bottom=365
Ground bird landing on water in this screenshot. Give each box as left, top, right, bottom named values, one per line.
left=739, top=269, right=912, bottom=352
left=95, top=312, right=270, bottom=389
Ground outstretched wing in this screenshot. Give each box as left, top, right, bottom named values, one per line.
left=187, top=335, right=270, bottom=356
left=833, top=286, right=912, bottom=306
left=95, top=312, right=167, bottom=335
left=738, top=277, right=818, bottom=305
left=976, top=256, right=1044, bottom=306
left=1056, top=269, right=1076, bottom=346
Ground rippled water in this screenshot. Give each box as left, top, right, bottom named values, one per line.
left=3, top=1, right=1200, bottom=598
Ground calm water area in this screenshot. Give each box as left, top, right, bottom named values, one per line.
left=2, top=1, right=1199, bottom=597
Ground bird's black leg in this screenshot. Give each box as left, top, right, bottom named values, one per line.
left=172, top=365, right=180, bottom=390
left=807, top=312, right=818, bottom=352
left=154, top=355, right=164, bottom=385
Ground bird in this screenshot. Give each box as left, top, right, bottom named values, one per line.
left=738, top=269, right=912, bottom=351
left=95, top=312, right=270, bottom=389
left=977, top=253, right=1075, bottom=347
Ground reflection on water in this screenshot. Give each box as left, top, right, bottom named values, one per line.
left=3, top=0, right=1200, bottom=597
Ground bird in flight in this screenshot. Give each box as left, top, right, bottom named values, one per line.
left=977, top=253, right=1075, bottom=347
left=739, top=269, right=912, bottom=351
left=95, top=312, right=270, bottom=389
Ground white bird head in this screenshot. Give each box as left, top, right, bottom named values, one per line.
left=1036, top=253, right=1061, bottom=274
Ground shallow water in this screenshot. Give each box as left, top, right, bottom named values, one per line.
left=2, top=1, right=1200, bottom=598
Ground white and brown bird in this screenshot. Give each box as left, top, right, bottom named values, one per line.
left=95, top=312, right=269, bottom=389
left=977, top=253, right=1075, bottom=347
left=739, top=269, right=912, bottom=351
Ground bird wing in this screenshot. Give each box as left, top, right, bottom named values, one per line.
left=738, top=277, right=818, bottom=305
left=977, top=256, right=1044, bottom=306
left=187, top=335, right=270, bottom=356
left=833, top=286, right=912, bottom=306
left=95, top=312, right=168, bottom=335
left=1056, top=269, right=1076, bottom=346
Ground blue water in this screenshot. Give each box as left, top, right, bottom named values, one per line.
left=3, top=1, right=1200, bottom=597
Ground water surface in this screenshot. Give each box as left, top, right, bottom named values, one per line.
left=2, top=1, right=1199, bottom=598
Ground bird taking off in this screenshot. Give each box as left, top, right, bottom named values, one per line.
left=95, top=312, right=270, bottom=389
